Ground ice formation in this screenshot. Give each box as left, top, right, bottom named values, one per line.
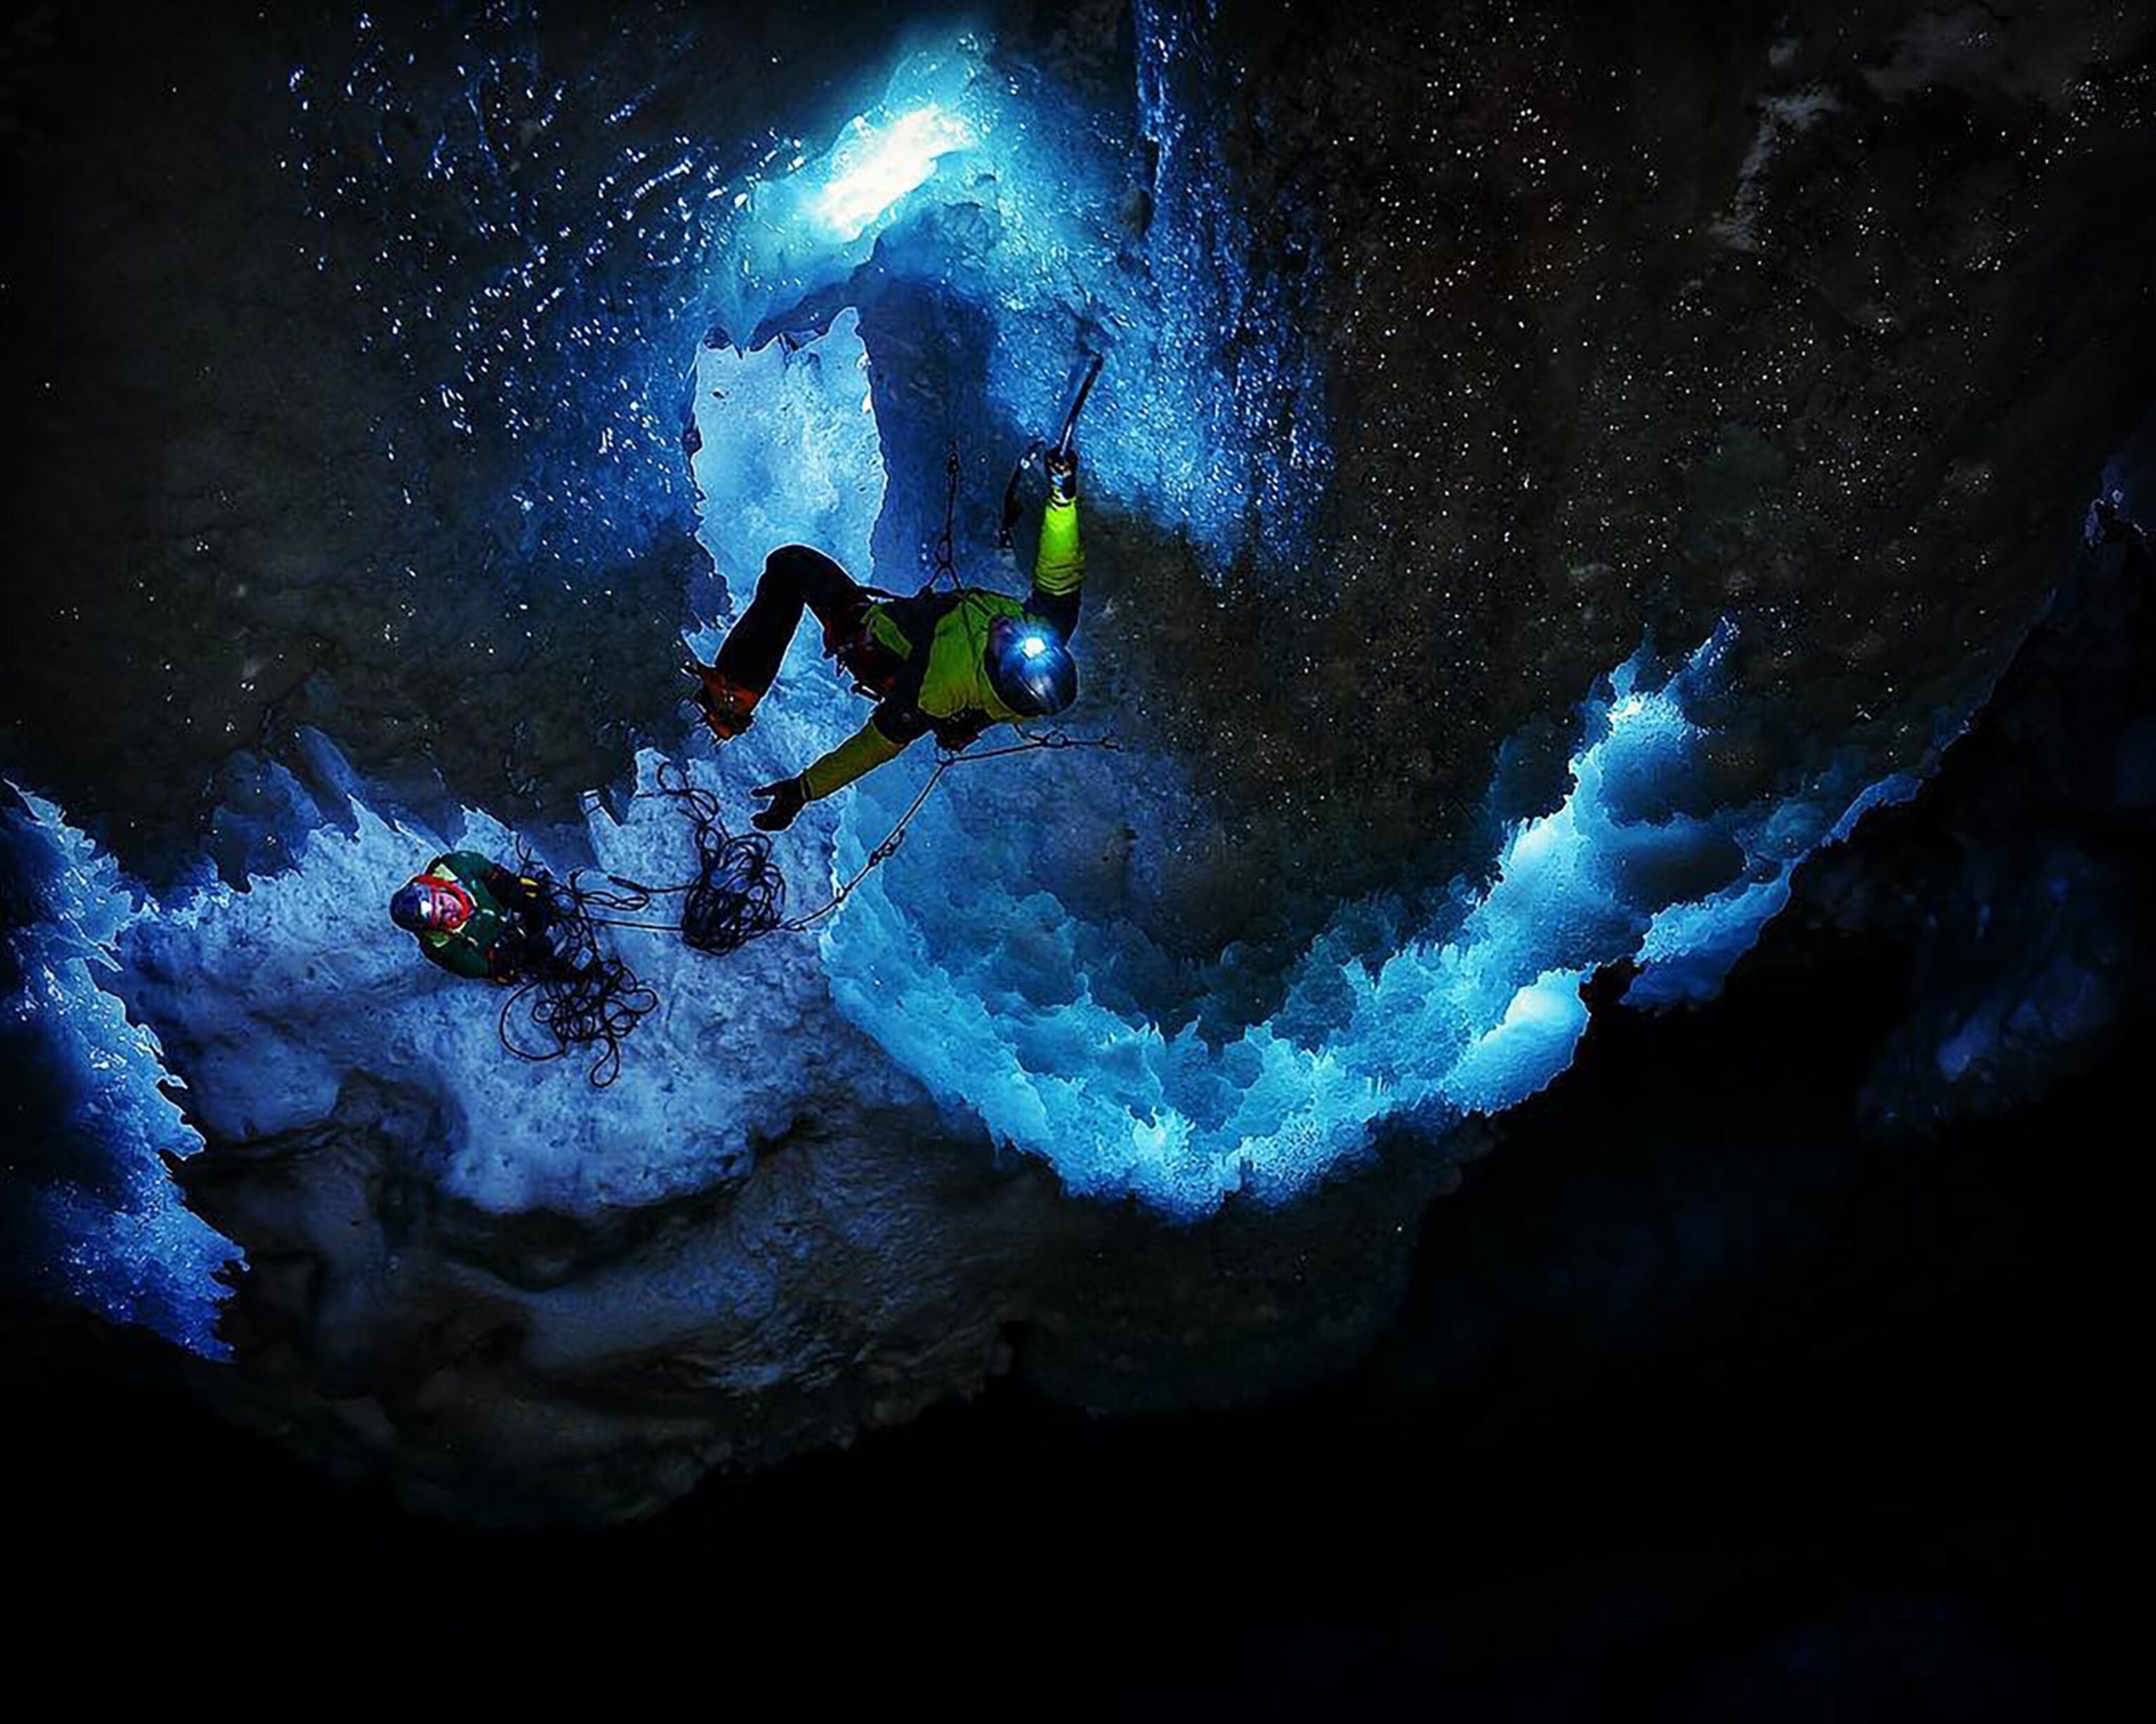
left=4, top=437, right=1937, bottom=1345
left=816, top=614, right=1938, bottom=1209
left=1, top=789, right=235, bottom=1355
left=4, top=24, right=1959, bottom=1346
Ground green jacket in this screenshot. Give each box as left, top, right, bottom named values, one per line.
left=412, top=850, right=516, bottom=981
left=802, top=496, right=1086, bottom=800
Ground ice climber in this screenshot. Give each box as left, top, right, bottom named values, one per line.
left=389, top=851, right=559, bottom=982
left=690, top=446, right=1086, bottom=830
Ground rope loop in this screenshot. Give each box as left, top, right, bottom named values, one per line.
left=494, top=726, right=1121, bottom=1085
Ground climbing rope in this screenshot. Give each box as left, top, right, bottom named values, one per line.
left=495, top=868, right=661, bottom=1089
left=925, top=441, right=962, bottom=590
left=489, top=728, right=1114, bottom=1085
left=791, top=727, right=1121, bottom=930
left=580, top=735, right=1119, bottom=955
left=494, top=372, right=1107, bottom=1077
left=586, top=762, right=788, bottom=955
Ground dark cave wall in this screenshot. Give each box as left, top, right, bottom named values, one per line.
left=1116, top=0, right=2156, bottom=875
left=5, top=0, right=2152, bottom=907
left=0, top=1, right=929, bottom=872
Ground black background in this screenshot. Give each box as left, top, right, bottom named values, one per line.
left=4, top=935, right=2115, bottom=1716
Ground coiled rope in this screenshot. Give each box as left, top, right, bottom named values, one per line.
left=494, top=734, right=1115, bottom=1088
left=495, top=870, right=660, bottom=1089
left=593, top=736, right=1118, bottom=949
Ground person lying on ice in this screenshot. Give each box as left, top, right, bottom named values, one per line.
left=388, top=851, right=558, bottom=982
left=691, top=447, right=1086, bottom=830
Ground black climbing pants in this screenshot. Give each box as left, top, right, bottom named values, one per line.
left=714, top=545, right=867, bottom=695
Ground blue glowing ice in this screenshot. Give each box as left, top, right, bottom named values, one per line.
left=699, top=26, right=1332, bottom=577
left=1, top=593, right=1936, bottom=1342
left=105, top=755, right=902, bottom=1221
left=710, top=51, right=993, bottom=345
left=813, top=616, right=1929, bottom=1213
left=1, top=788, right=236, bottom=1355
left=680, top=317, right=1936, bottom=1214
left=290, top=14, right=1335, bottom=584
left=816, top=106, right=976, bottom=239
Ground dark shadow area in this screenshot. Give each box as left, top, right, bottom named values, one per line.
left=4, top=941, right=2114, bottom=1714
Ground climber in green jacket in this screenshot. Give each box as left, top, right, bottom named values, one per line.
left=690, top=448, right=1086, bottom=830
left=389, top=850, right=559, bottom=982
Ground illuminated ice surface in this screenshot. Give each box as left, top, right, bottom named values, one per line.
left=7, top=609, right=1932, bottom=1293
left=717, top=54, right=985, bottom=316
left=1, top=790, right=237, bottom=1355
left=105, top=756, right=918, bottom=1219
left=6, top=413, right=1936, bottom=1350
left=4, top=27, right=1961, bottom=1350
left=816, top=617, right=1936, bottom=1208
left=697, top=29, right=1296, bottom=565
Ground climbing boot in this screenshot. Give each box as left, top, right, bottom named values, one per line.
left=690, top=664, right=761, bottom=741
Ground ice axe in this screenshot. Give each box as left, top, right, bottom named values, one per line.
left=999, top=350, right=1103, bottom=550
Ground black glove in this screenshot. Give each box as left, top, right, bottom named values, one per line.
left=485, top=865, right=550, bottom=918
left=752, top=775, right=811, bottom=832
left=488, top=926, right=543, bottom=984
left=932, top=712, right=992, bottom=752
left=1044, top=446, right=1079, bottom=505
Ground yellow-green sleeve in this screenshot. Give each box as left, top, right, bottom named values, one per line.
left=1034, top=496, right=1084, bottom=596
left=801, top=716, right=909, bottom=800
